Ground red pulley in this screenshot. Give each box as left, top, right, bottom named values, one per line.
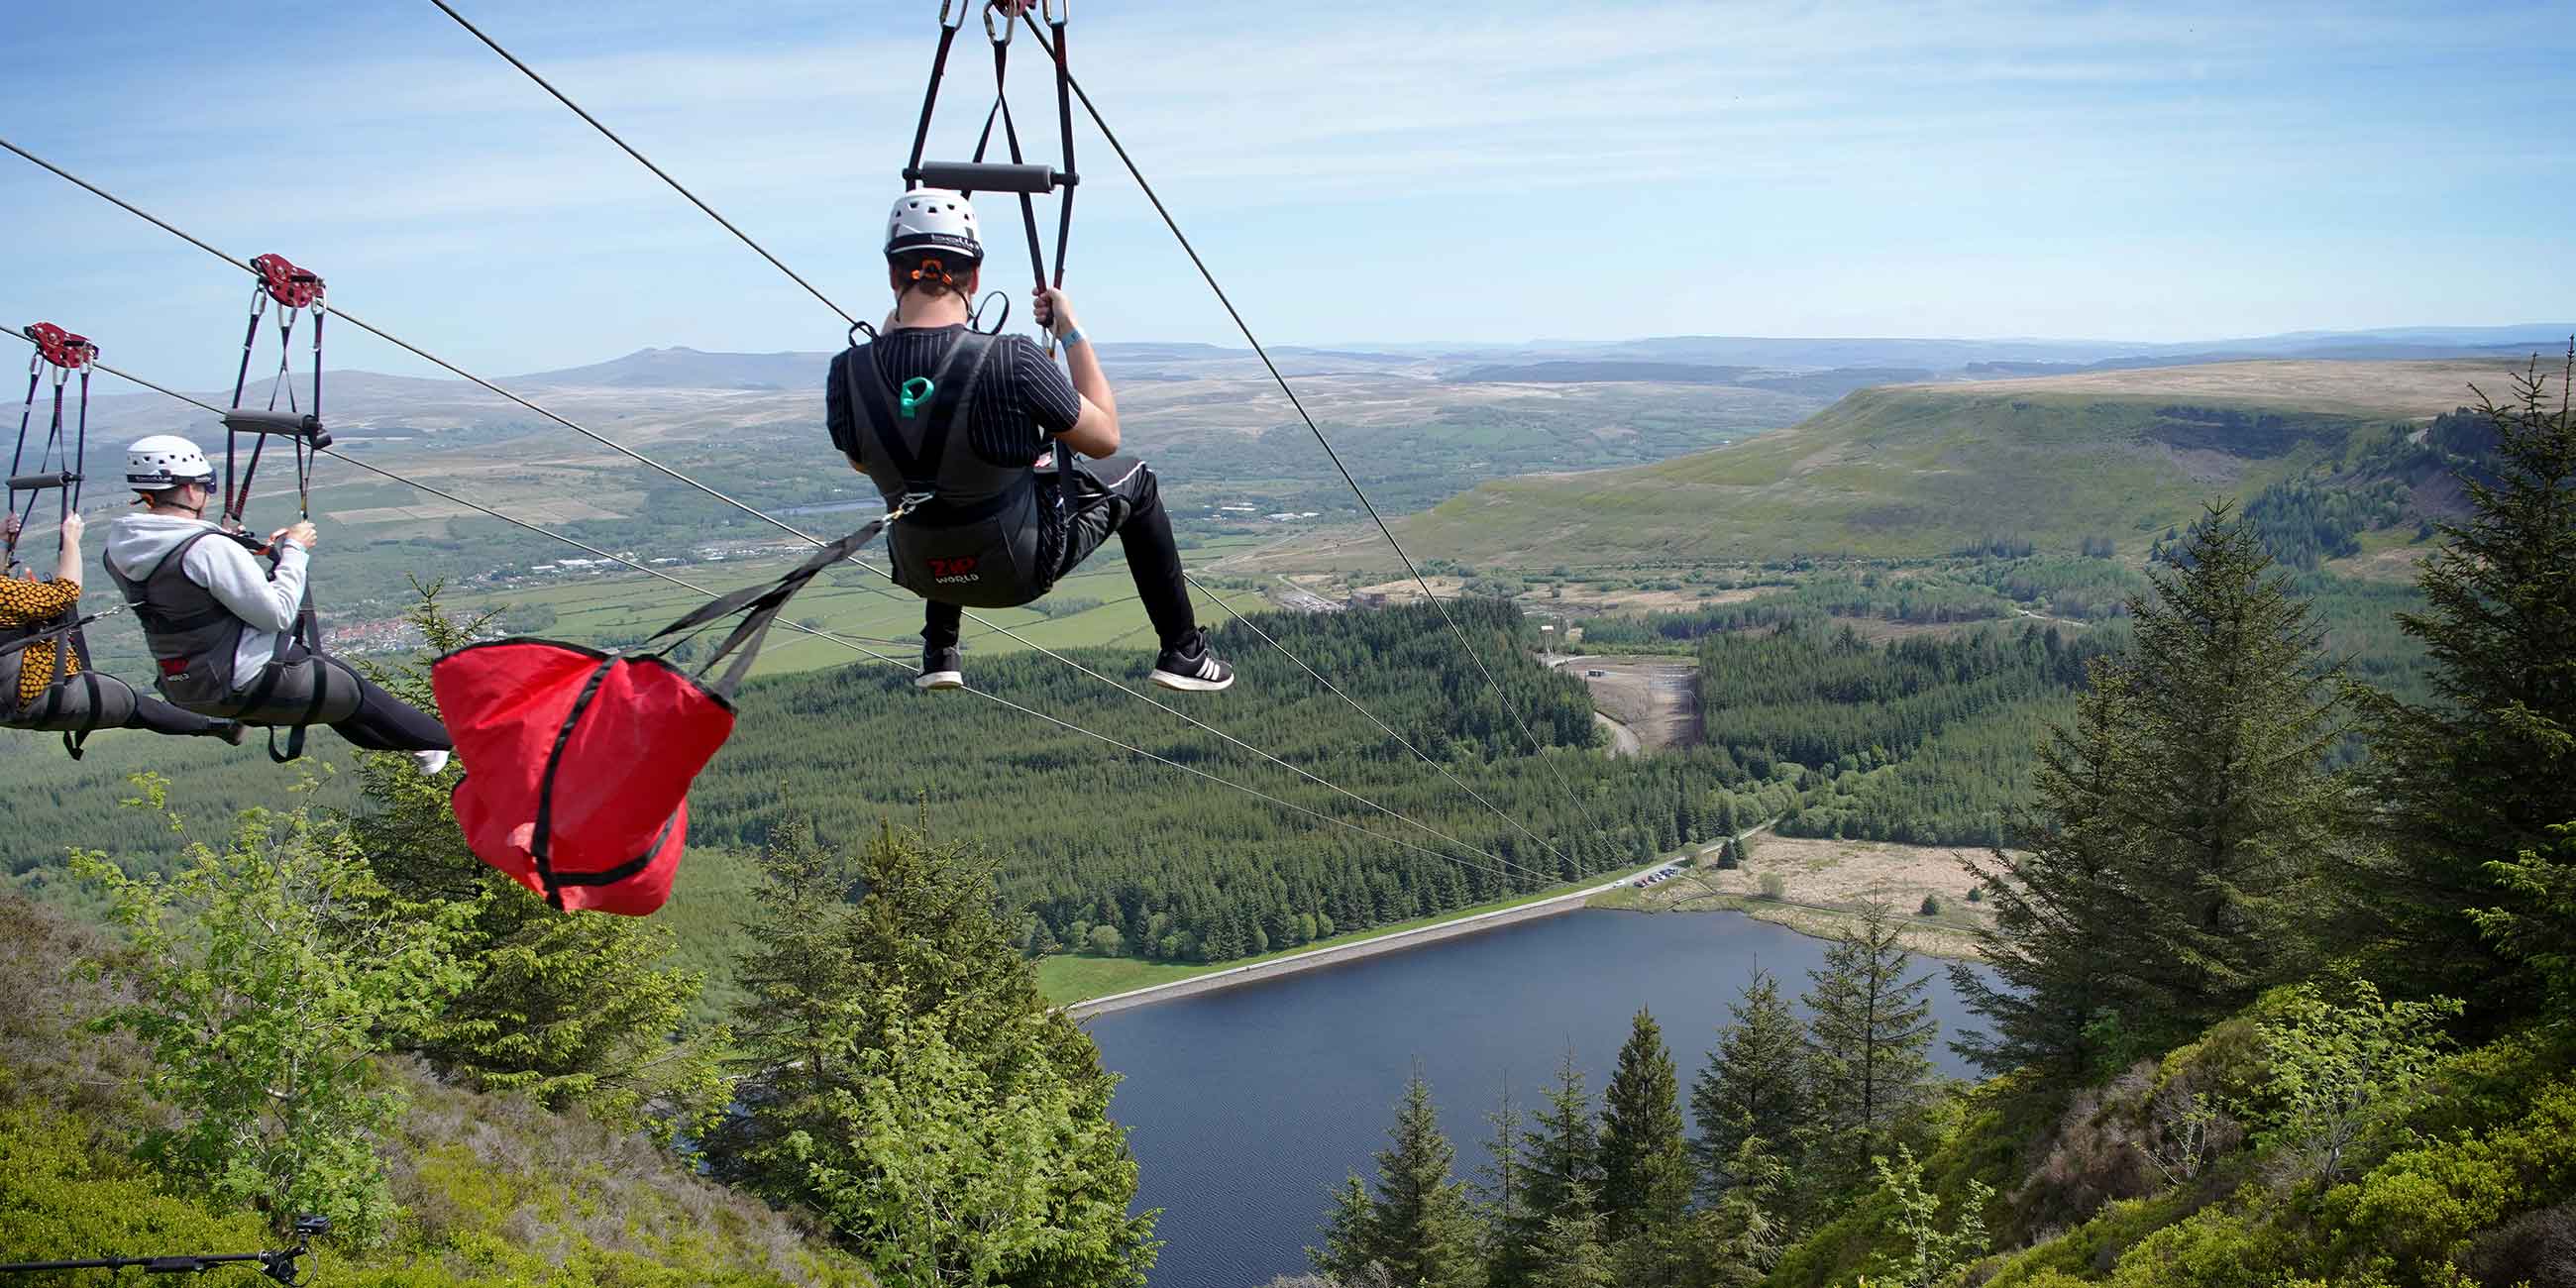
left=23, top=322, right=97, bottom=372
left=251, top=254, right=325, bottom=309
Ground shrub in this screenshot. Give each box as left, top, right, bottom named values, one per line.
left=73, top=779, right=473, bottom=1241
left=1759, top=873, right=1787, bottom=901
left=2250, top=982, right=2461, bottom=1186
left=1919, top=895, right=1944, bottom=917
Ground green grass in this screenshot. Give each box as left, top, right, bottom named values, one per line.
left=1037, top=849, right=1688, bottom=1007
left=1338, top=387, right=2393, bottom=572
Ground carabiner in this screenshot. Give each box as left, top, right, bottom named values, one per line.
left=937, top=0, right=967, bottom=29
left=1042, top=0, right=1067, bottom=24
left=983, top=0, right=1017, bottom=45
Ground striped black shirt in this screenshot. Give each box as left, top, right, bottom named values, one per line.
left=825, top=325, right=1082, bottom=471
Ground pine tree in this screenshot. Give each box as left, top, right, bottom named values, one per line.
left=708, top=820, right=1155, bottom=1286
left=353, top=590, right=724, bottom=1140
left=1689, top=969, right=1810, bottom=1204
left=1597, top=1010, right=1693, bottom=1241
left=1309, top=1174, right=1380, bottom=1287
left=1342, top=1068, right=1485, bottom=1288
left=1805, top=905, right=1934, bottom=1170
left=1952, top=667, right=2155, bottom=1077
left=2360, top=348, right=2576, bottom=1014
left=1960, top=506, right=2352, bottom=1070
left=1477, top=1082, right=1533, bottom=1288
left=1515, top=1049, right=1602, bottom=1261
left=1526, top=1184, right=1615, bottom=1288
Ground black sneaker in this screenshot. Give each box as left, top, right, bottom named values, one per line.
left=916, top=644, right=964, bottom=691
left=1150, top=629, right=1235, bottom=693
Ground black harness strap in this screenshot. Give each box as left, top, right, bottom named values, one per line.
left=903, top=2, right=970, bottom=184
left=528, top=656, right=620, bottom=910
left=855, top=330, right=998, bottom=494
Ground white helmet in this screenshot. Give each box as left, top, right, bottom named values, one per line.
left=126, top=435, right=215, bottom=491
left=884, top=188, right=982, bottom=262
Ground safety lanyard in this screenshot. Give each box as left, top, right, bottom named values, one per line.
left=902, top=1, right=1080, bottom=332
left=6, top=323, right=96, bottom=576
left=223, top=253, right=326, bottom=529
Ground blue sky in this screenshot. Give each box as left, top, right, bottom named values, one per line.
left=5, top=1, right=2571, bottom=381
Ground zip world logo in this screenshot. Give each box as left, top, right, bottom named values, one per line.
left=928, top=556, right=982, bottom=584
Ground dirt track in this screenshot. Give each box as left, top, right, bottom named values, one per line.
left=1552, top=655, right=1701, bottom=751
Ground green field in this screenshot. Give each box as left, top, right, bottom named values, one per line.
left=1257, top=364, right=2512, bottom=576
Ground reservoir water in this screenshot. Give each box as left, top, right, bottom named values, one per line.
left=1086, top=908, right=1991, bottom=1288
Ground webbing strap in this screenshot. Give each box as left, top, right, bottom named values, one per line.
left=903, top=6, right=968, bottom=183
left=649, top=518, right=897, bottom=700
left=855, top=330, right=997, bottom=491
left=528, top=656, right=619, bottom=910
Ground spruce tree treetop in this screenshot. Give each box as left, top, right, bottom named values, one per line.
left=1598, top=1009, right=1693, bottom=1242
left=1805, top=904, right=1935, bottom=1169
left=2363, top=347, right=2576, bottom=1010
left=1690, top=969, right=1811, bottom=1204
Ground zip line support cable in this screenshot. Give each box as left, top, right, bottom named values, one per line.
left=1016, top=15, right=1613, bottom=841
left=0, top=129, right=1576, bottom=889
left=20, top=326, right=1540, bottom=889
left=387, top=11, right=1581, bottom=874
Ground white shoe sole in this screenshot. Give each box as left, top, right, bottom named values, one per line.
left=915, top=671, right=964, bottom=691
left=1150, top=668, right=1234, bottom=693
left=414, top=749, right=452, bottom=777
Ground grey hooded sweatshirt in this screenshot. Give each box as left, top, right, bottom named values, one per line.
left=103, top=512, right=310, bottom=687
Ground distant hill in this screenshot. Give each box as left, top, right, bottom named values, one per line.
left=510, top=346, right=832, bottom=390
left=1273, top=358, right=2525, bottom=569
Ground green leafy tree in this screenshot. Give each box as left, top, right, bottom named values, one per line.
left=2251, top=981, right=2462, bottom=1185
left=2478, top=825, right=2576, bottom=1020
left=355, top=588, right=726, bottom=1140
left=712, top=821, right=1155, bottom=1287
left=1597, top=1010, right=1692, bottom=1241
left=2360, top=349, right=2576, bottom=1011
left=73, top=777, right=471, bottom=1240
left=1804, top=905, right=1934, bottom=1172
left=1689, top=969, right=1810, bottom=1204
left=1868, top=1145, right=1991, bottom=1288
left=801, top=986, right=1137, bottom=1288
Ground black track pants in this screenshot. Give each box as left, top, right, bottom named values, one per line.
left=127, top=694, right=232, bottom=736
left=921, top=458, right=1198, bottom=653
left=271, top=643, right=454, bottom=752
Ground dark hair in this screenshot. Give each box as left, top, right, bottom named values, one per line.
left=888, top=250, right=981, bottom=299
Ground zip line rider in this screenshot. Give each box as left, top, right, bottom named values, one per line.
left=0, top=512, right=245, bottom=744
left=102, top=436, right=453, bottom=774
left=827, top=189, right=1235, bottom=693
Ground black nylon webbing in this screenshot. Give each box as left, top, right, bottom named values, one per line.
left=529, top=656, right=620, bottom=910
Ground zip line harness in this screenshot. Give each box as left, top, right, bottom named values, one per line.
left=439, top=0, right=1085, bottom=911
left=195, top=253, right=345, bottom=765
left=1, top=322, right=114, bottom=757
left=7, top=321, right=95, bottom=573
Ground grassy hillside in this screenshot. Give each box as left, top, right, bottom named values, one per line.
left=0, top=896, right=870, bottom=1287
left=1275, top=360, right=2517, bottom=571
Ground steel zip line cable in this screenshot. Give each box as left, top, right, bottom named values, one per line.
left=1013, top=15, right=1615, bottom=841
left=421, top=0, right=860, bottom=329
left=18, top=326, right=1550, bottom=888
left=403, top=5, right=1582, bottom=867
left=0, top=139, right=1555, bottom=885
